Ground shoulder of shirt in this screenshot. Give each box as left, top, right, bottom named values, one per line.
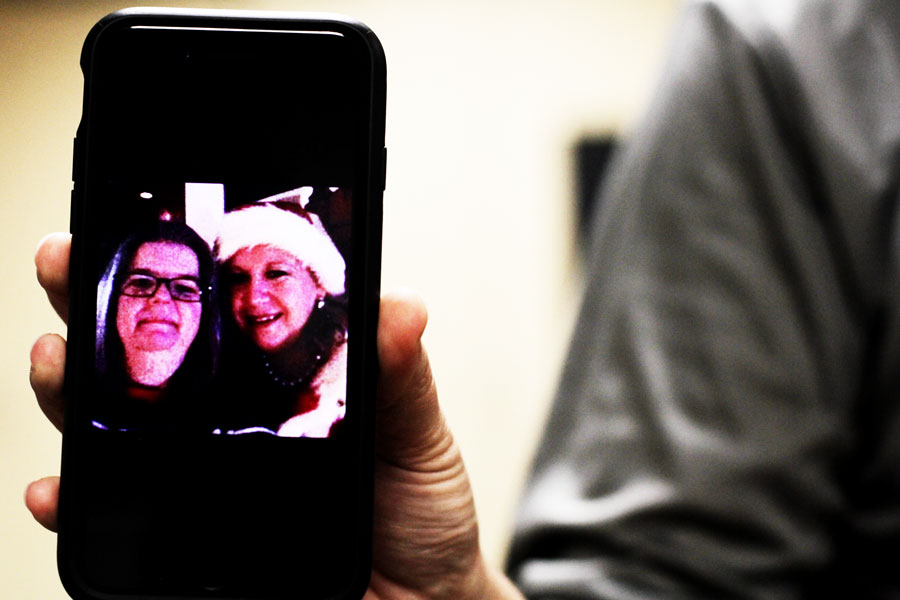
left=683, top=0, right=890, bottom=51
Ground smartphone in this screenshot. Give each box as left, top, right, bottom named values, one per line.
left=60, top=8, right=385, bottom=599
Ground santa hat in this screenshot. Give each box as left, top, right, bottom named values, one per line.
left=215, top=203, right=345, bottom=296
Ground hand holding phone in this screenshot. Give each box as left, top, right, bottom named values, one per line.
left=30, top=236, right=524, bottom=600
left=29, top=8, right=525, bottom=599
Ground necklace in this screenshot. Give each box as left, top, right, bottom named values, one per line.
left=259, top=303, right=341, bottom=389
left=262, top=352, right=324, bottom=389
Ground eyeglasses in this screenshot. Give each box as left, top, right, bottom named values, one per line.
left=120, top=273, right=204, bottom=302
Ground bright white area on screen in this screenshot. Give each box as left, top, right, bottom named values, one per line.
left=185, top=182, right=225, bottom=249
left=259, top=186, right=315, bottom=208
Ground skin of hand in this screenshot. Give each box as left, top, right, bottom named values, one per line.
left=26, top=232, right=523, bottom=600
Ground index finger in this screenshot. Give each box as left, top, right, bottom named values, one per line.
left=35, top=233, right=71, bottom=324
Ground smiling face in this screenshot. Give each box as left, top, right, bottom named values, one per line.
left=227, top=245, right=321, bottom=354
left=116, top=241, right=203, bottom=387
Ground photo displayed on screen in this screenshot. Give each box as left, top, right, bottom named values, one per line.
left=93, top=183, right=351, bottom=438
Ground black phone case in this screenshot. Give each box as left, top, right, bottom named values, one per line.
left=61, top=9, right=385, bottom=599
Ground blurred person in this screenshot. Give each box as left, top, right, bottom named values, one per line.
left=213, top=201, right=349, bottom=437
left=94, top=221, right=218, bottom=432
left=506, top=0, right=900, bottom=597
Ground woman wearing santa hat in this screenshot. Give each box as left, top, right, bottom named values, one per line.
left=213, top=199, right=348, bottom=438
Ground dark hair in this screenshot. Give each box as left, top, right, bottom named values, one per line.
left=95, top=221, right=219, bottom=419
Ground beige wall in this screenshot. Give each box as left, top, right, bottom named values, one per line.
left=0, top=1, right=681, bottom=597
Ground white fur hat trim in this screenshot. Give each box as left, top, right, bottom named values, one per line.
left=215, top=204, right=346, bottom=296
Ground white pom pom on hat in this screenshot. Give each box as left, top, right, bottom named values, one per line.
left=215, top=203, right=346, bottom=296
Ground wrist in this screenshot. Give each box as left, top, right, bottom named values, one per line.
left=461, top=552, right=525, bottom=600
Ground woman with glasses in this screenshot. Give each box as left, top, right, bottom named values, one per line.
left=94, top=221, right=218, bottom=432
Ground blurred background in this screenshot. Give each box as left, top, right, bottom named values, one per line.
left=0, top=0, right=681, bottom=596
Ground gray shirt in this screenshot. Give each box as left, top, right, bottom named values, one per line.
left=507, top=0, right=900, bottom=597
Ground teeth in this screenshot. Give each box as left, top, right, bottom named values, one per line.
left=253, top=314, right=278, bottom=324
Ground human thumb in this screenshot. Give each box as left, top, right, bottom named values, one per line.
left=376, top=289, right=448, bottom=467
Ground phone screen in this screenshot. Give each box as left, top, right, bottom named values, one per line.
left=62, top=12, right=383, bottom=599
